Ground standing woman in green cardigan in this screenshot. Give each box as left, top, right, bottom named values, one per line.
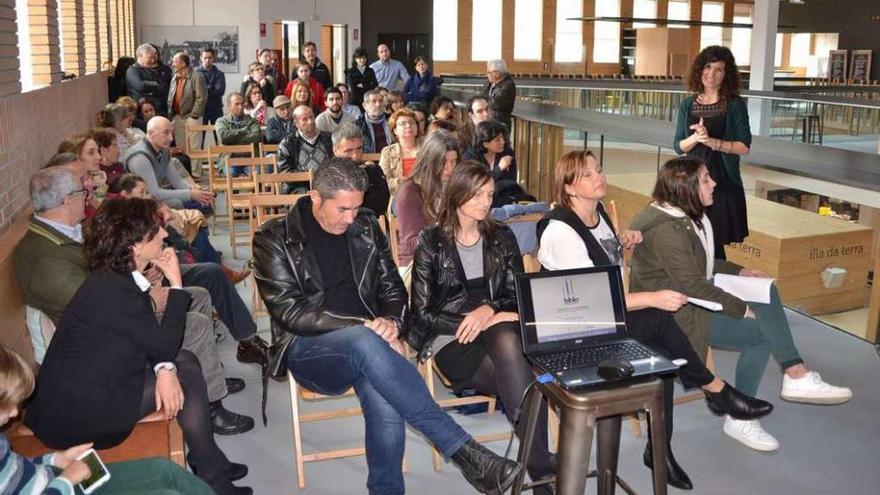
left=675, top=45, right=751, bottom=260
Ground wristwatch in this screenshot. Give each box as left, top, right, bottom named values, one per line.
left=153, top=362, right=178, bottom=374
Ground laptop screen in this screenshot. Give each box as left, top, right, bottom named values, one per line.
left=516, top=266, right=628, bottom=353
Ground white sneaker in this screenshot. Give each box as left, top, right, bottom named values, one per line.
left=723, top=416, right=780, bottom=451
left=780, top=371, right=852, bottom=405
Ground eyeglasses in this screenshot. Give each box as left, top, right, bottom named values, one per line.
left=396, top=120, right=416, bottom=128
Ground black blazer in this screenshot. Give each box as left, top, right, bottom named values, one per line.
left=25, top=271, right=190, bottom=449
left=345, top=66, right=378, bottom=108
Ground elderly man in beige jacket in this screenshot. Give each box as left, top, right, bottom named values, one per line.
left=168, top=51, right=207, bottom=154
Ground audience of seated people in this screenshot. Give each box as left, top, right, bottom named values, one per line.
left=536, top=150, right=775, bottom=489
left=252, top=157, right=521, bottom=495
left=379, top=108, right=421, bottom=195
left=316, top=87, right=357, bottom=133
left=135, top=97, right=158, bottom=132
left=429, top=96, right=458, bottom=126
left=264, top=95, right=295, bottom=144
left=98, top=102, right=141, bottom=155
left=357, top=89, right=391, bottom=153
left=403, top=56, right=440, bottom=105
left=285, top=60, right=325, bottom=113
left=0, top=345, right=216, bottom=495
left=406, top=101, right=428, bottom=137
left=24, top=197, right=253, bottom=495
left=346, top=47, right=379, bottom=110
left=286, top=80, right=319, bottom=116
left=239, top=61, right=276, bottom=109
left=215, top=92, right=262, bottom=176
left=385, top=90, right=405, bottom=117
left=90, top=128, right=126, bottom=188
left=629, top=156, right=851, bottom=452
left=256, top=48, right=280, bottom=91
left=459, top=95, right=493, bottom=154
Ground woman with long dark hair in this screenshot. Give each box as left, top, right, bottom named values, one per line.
left=409, top=161, right=555, bottom=494
left=25, top=199, right=252, bottom=495
left=630, top=156, right=851, bottom=452
left=675, top=45, right=751, bottom=259
left=345, top=47, right=379, bottom=109
left=537, top=150, right=774, bottom=490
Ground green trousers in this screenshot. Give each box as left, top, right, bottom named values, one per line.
left=81, top=457, right=213, bottom=495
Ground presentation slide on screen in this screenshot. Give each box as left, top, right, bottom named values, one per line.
left=528, top=273, right=620, bottom=343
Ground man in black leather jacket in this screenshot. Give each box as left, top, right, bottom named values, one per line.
left=251, top=157, right=520, bottom=495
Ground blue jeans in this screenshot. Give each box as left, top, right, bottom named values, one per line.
left=285, top=325, right=470, bottom=495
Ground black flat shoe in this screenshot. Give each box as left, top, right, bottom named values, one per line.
left=236, top=336, right=268, bottom=366
left=226, top=462, right=248, bottom=481
left=451, top=439, right=522, bottom=494
left=704, top=381, right=774, bottom=420
left=643, top=441, right=693, bottom=491
left=225, top=377, right=246, bottom=395
left=211, top=406, right=255, bottom=435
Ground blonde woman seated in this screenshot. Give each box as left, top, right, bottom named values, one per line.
left=379, top=108, right=421, bottom=195
left=537, top=150, right=773, bottom=490
left=629, top=156, right=851, bottom=452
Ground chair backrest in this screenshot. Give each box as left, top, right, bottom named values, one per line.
left=225, top=155, right=277, bottom=198
left=185, top=123, right=214, bottom=158
left=259, top=143, right=279, bottom=156
left=253, top=171, right=312, bottom=195
left=362, top=152, right=381, bottom=163
left=207, top=144, right=256, bottom=191
left=250, top=193, right=303, bottom=229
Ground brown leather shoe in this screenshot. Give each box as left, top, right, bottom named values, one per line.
left=221, top=264, right=251, bottom=285
left=237, top=335, right=268, bottom=365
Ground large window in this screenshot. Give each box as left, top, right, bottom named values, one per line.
left=667, top=0, right=689, bottom=29
left=633, top=0, right=657, bottom=29
left=554, top=0, right=582, bottom=63
left=775, top=33, right=784, bottom=67
left=700, top=2, right=724, bottom=48
left=730, top=3, right=752, bottom=66
left=789, top=33, right=811, bottom=68
left=592, top=0, right=619, bottom=63
left=472, top=0, right=502, bottom=61
left=514, top=0, right=542, bottom=60
left=432, top=0, right=457, bottom=61
left=14, top=0, right=34, bottom=91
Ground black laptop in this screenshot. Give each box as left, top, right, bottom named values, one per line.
left=515, top=265, right=680, bottom=390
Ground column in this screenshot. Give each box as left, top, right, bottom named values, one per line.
left=747, top=0, right=779, bottom=137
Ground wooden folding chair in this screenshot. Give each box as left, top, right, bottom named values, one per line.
left=249, top=193, right=303, bottom=318
left=259, top=143, right=279, bottom=156
left=224, top=155, right=276, bottom=258
left=253, top=170, right=312, bottom=196
left=207, top=144, right=256, bottom=233
left=185, top=123, right=214, bottom=178
left=419, top=357, right=510, bottom=471
left=385, top=211, right=400, bottom=267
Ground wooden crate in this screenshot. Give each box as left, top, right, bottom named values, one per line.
left=605, top=173, right=873, bottom=316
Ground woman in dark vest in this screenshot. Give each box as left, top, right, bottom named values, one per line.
left=536, top=150, right=772, bottom=491
left=409, top=161, right=555, bottom=494
left=674, top=46, right=752, bottom=259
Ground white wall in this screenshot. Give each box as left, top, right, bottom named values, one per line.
left=259, top=0, right=361, bottom=63
left=135, top=0, right=260, bottom=104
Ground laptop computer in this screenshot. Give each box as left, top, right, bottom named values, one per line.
left=515, top=265, right=680, bottom=390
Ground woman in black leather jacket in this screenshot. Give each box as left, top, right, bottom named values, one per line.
left=408, top=161, right=555, bottom=493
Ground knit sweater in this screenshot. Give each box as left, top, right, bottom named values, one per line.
left=0, top=433, right=72, bottom=495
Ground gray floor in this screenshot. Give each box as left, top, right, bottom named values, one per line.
left=208, top=224, right=880, bottom=495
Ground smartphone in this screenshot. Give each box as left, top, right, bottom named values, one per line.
left=76, top=448, right=111, bottom=494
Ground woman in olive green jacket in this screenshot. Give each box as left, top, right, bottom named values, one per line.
left=630, top=156, right=851, bottom=452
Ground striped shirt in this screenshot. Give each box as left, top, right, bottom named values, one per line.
left=0, top=433, right=73, bottom=495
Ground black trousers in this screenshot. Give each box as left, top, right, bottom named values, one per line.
left=180, top=262, right=257, bottom=342
left=626, top=308, right=715, bottom=443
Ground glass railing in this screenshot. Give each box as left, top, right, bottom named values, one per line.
left=444, top=82, right=880, bottom=155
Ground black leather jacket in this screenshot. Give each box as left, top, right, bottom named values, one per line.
left=407, top=224, right=522, bottom=359
left=252, top=196, right=407, bottom=376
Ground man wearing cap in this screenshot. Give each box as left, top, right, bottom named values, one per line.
left=265, top=95, right=296, bottom=144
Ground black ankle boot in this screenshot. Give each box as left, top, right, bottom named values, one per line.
left=643, top=441, right=693, bottom=491
left=704, top=381, right=774, bottom=420
left=451, top=439, right=522, bottom=494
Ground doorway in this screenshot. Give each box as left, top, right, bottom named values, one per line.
left=320, top=24, right=348, bottom=85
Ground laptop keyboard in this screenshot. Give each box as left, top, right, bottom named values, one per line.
left=535, top=342, right=654, bottom=372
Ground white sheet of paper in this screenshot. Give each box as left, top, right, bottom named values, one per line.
left=713, top=274, right=775, bottom=304
left=688, top=297, right=723, bottom=311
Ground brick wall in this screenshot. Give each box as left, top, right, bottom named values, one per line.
left=0, top=71, right=109, bottom=235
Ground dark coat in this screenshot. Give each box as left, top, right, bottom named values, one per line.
left=125, top=63, right=162, bottom=109
left=403, top=70, right=439, bottom=105
left=264, top=116, right=295, bottom=144
left=196, top=65, right=226, bottom=123
left=25, top=272, right=190, bottom=449
left=345, top=66, right=378, bottom=108
left=309, top=58, right=333, bottom=89
left=407, top=224, right=522, bottom=358
left=251, top=196, right=407, bottom=376
left=482, top=74, right=516, bottom=128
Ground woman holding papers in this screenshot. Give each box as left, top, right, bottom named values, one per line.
left=629, top=156, right=852, bottom=452
left=409, top=161, right=555, bottom=495
left=537, top=150, right=771, bottom=491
